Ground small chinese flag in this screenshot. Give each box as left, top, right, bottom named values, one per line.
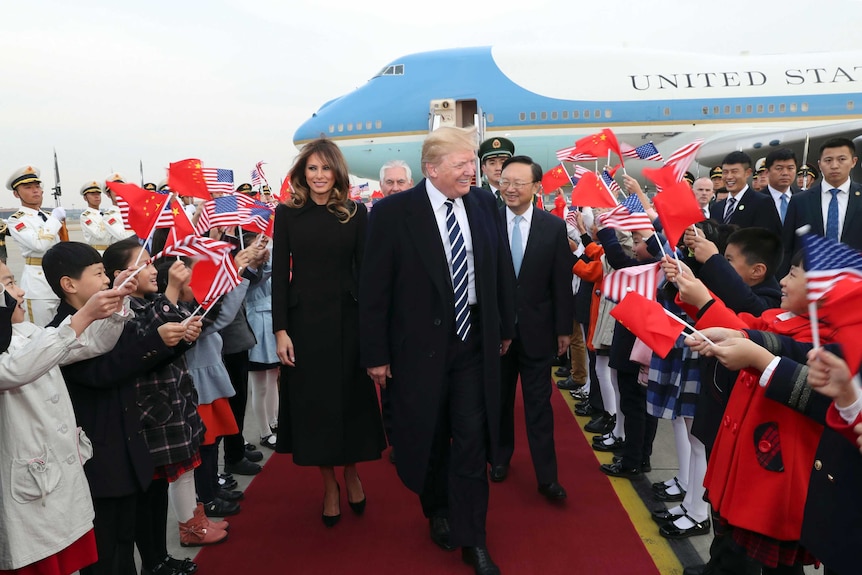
left=169, top=159, right=212, bottom=201
left=610, top=291, right=685, bottom=358
left=575, top=129, right=623, bottom=162
left=107, top=181, right=167, bottom=240
left=541, top=166, right=570, bottom=192
left=651, top=180, right=705, bottom=247
left=569, top=171, right=618, bottom=208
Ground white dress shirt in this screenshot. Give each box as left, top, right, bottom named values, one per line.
left=725, top=185, right=749, bottom=220
left=426, top=181, right=477, bottom=305
left=820, top=178, right=851, bottom=237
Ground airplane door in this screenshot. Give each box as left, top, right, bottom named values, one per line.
left=428, top=99, right=480, bottom=131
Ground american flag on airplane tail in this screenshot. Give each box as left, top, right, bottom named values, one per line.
left=556, top=145, right=597, bottom=163
left=621, top=141, right=664, bottom=162
left=801, top=233, right=862, bottom=302
left=664, top=139, right=704, bottom=183
left=153, top=235, right=234, bottom=264
left=195, top=193, right=257, bottom=233
left=597, top=194, right=654, bottom=232
left=202, top=168, right=234, bottom=195
left=602, top=261, right=664, bottom=303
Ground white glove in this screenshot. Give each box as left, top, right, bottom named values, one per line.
left=51, top=207, right=66, bottom=221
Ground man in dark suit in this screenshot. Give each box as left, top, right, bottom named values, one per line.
left=489, top=156, right=573, bottom=501
left=782, top=137, right=862, bottom=276
left=360, top=127, right=516, bottom=575
left=709, top=151, right=782, bottom=237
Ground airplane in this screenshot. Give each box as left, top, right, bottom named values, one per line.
left=293, top=45, right=862, bottom=186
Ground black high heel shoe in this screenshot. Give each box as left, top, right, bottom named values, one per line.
left=346, top=475, right=366, bottom=515
left=322, top=484, right=341, bottom=528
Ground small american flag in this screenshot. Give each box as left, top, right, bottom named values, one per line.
left=153, top=235, right=234, bottom=264
left=664, top=139, right=704, bottom=183
left=569, top=165, right=590, bottom=187
left=196, top=194, right=257, bottom=233
left=202, top=168, right=234, bottom=195
left=113, top=197, right=133, bottom=231
left=621, top=141, right=664, bottom=162
left=565, top=206, right=578, bottom=228
left=251, top=161, right=267, bottom=188
left=600, top=168, right=622, bottom=195
left=556, top=144, right=597, bottom=163
left=242, top=200, right=275, bottom=234
left=602, top=261, right=663, bottom=303
left=802, top=233, right=862, bottom=302
left=190, top=252, right=242, bottom=309
left=598, top=194, right=654, bottom=232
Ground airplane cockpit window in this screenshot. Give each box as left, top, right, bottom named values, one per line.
left=374, top=64, right=405, bottom=78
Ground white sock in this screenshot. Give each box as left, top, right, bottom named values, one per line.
left=672, top=416, right=691, bottom=492
left=681, top=418, right=709, bottom=523
left=250, top=368, right=279, bottom=438
left=168, top=471, right=197, bottom=523
left=610, top=368, right=625, bottom=439
left=595, top=354, right=616, bottom=415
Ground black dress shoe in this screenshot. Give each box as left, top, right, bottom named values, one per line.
left=162, top=554, right=197, bottom=574
left=489, top=464, right=508, bottom=482
left=218, top=473, right=237, bottom=491
left=584, top=413, right=614, bottom=434
left=244, top=447, right=264, bottom=463
left=613, top=455, right=651, bottom=473
left=538, top=482, right=567, bottom=501
left=651, top=504, right=685, bottom=523
left=554, top=366, right=571, bottom=378
left=217, top=488, right=244, bottom=501
left=461, top=546, right=500, bottom=575
left=653, top=486, right=686, bottom=502
left=202, top=497, right=240, bottom=517
left=574, top=403, right=597, bottom=417
left=322, top=485, right=341, bottom=528
left=429, top=517, right=455, bottom=551
left=592, top=436, right=625, bottom=452
left=599, top=461, right=641, bottom=478
left=659, top=517, right=711, bottom=539
left=556, top=376, right=584, bottom=390
left=224, top=457, right=262, bottom=476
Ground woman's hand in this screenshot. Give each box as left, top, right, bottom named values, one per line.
left=276, top=330, right=296, bottom=366
left=685, top=327, right=744, bottom=354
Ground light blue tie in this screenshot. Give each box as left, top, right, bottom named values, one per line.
left=445, top=200, right=470, bottom=341
left=826, top=189, right=840, bottom=241
left=511, top=215, right=524, bottom=277
left=779, top=194, right=788, bottom=224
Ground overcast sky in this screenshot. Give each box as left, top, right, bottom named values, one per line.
left=2, top=0, right=860, bottom=208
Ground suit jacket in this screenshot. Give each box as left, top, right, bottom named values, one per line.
left=709, top=186, right=783, bottom=237
left=780, top=181, right=862, bottom=278
left=359, top=180, right=516, bottom=493
left=481, top=181, right=504, bottom=208
left=502, top=206, right=574, bottom=357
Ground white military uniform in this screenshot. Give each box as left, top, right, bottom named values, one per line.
left=80, top=208, right=131, bottom=253
left=7, top=208, right=61, bottom=325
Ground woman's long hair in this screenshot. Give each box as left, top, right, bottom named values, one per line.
left=287, top=138, right=356, bottom=223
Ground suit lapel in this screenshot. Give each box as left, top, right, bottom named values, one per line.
left=463, top=191, right=487, bottom=275
left=808, top=184, right=825, bottom=235
left=405, top=183, right=451, bottom=300
left=520, top=207, right=542, bottom=274
left=842, top=182, right=862, bottom=239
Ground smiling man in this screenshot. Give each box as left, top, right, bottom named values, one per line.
left=708, top=151, right=782, bottom=236
left=360, top=126, right=515, bottom=575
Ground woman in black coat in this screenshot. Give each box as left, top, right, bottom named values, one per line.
left=272, top=138, right=385, bottom=527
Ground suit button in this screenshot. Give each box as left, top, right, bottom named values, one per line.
left=813, top=460, right=822, bottom=471
left=66, top=455, right=76, bottom=464
left=59, top=423, right=68, bottom=434
left=433, top=318, right=441, bottom=326
left=731, top=422, right=739, bottom=434
left=827, top=473, right=835, bottom=482
left=723, top=415, right=731, bottom=428
left=50, top=393, right=60, bottom=404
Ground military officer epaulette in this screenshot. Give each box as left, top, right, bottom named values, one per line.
left=9, top=211, right=24, bottom=219
left=81, top=208, right=94, bottom=216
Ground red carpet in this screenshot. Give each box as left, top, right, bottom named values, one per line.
left=194, top=390, right=659, bottom=574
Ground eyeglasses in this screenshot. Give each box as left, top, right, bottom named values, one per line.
left=498, top=180, right=536, bottom=190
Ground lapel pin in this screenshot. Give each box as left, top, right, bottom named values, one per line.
left=738, top=205, right=745, bottom=211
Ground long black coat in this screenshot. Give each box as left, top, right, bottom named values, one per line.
left=359, top=181, right=516, bottom=493
left=272, top=200, right=385, bottom=466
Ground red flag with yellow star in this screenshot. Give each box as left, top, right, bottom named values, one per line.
left=160, top=198, right=197, bottom=250
left=106, top=181, right=169, bottom=239
left=574, top=129, right=623, bottom=163
left=541, top=165, right=570, bottom=192
left=569, top=171, right=618, bottom=208
left=169, top=159, right=212, bottom=200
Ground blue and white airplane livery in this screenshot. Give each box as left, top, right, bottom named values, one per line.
left=293, top=46, right=862, bottom=180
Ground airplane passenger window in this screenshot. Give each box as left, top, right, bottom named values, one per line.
left=583, top=110, right=590, bottom=118
left=347, top=123, right=353, bottom=131
left=376, top=120, right=382, bottom=128
left=724, top=105, right=731, bottom=114
left=329, top=125, right=334, bottom=133
left=790, top=103, right=797, bottom=112
left=702, top=107, right=709, bottom=115
left=338, top=124, right=344, bottom=132
left=356, top=121, right=363, bottom=129
left=768, top=104, right=775, bottom=113
left=779, top=104, right=786, bottom=112
left=519, top=112, right=526, bottom=121
left=757, top=104, right=764, bottom=113
left=713, top=106, right=720, bottom=114
left=663, top=107, right=670, bottom=117
left=366, top=121, right=372, bottom=129
left=848, top=101, right=855, bottom=110
left=801, top=103, right=809, bottom=111
left=562, top=111, right=568, bottom=119
left=735, top=105, right=742, bottom=114
left=594, top=109, right=601, bottom=118
left=551, top=111, right=558, bottom=120
left=746, top=104, right=753, bottom=113
left=572, top=111, right=579, bottom=119
left=605, top=110, right=612, bottom=118
left=487, top=113, right=494, bottom=122
left=541, top=111, right=548, bottom=120
left=530, top=112, right=537, bottom=120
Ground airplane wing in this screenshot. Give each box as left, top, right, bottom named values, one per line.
left=697, top=120, right=862, bottom=167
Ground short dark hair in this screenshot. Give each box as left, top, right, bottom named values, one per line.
left=764, top=148, right=797, bottom=170
left=790, top=249, right=806, bottom=270
left=43, top=242, right=103, bottom=299
left=721, top=151, right=752, bottom=170
left=695, top=220, right=739, bottom=256
left=103, top=236, right=143, bottom=287
left=726, top=228, right=783, bottom=277
left=501, top=155, right=543, bottom=184
left=819, top=137, right=857, bottom=157
left=155, top=256, right=192, bottom=293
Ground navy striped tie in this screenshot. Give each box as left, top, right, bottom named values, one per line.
left=445, top=199, right=470, bottom=341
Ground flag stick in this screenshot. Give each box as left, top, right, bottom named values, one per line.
left=182, top=304, right=203, bottom=325
left=607, top=149, right=611, bottom=169
left=662, top=308, right=717, bottom=346
left=239, top=228, right=245, bottom=250
left=656, top=236, right=683, bottom=274
left=808, top=301, right=820, bottom=349
left=116, top=262, right=150, bottom=290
